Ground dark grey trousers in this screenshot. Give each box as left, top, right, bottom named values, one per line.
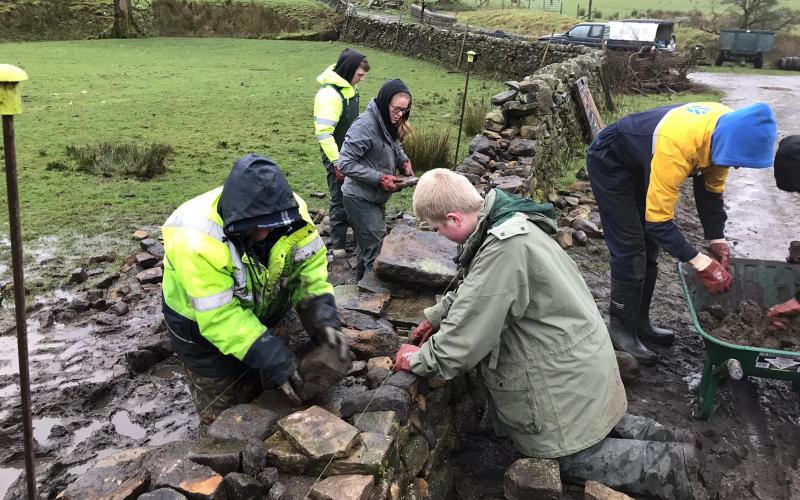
left=322, top=159, right=350, bottom=250
left=342, top=195, right=386, bottom=275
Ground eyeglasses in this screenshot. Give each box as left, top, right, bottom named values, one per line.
left=389, top=105, right=408, bottom=115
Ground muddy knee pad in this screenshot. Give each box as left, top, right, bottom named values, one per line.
left=560, top=438, right=699, bottom=499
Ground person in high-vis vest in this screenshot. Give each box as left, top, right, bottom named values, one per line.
left=587, top=102, right=777, bottom=365
left=767, top=135, right=800, bottom=330
left=313, top=48, right=370, bottom=259
left=162, top=154, right=350, bottom=424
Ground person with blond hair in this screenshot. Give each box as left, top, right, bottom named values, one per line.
left=338, top=79, right=414, bottom=279
left=394, top=168, right=700, bottom=498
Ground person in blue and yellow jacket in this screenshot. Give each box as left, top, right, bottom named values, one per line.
left=587, top=102, right=777, bottom=364
left=162, top=154, right=350, bottom=424
left=313, top=48, right=370, bottom=259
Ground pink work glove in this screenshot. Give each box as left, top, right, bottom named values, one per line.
left=393, top=344, right=420, bottom=373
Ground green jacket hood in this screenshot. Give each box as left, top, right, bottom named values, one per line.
left=459, top=189, right=557, bottom=267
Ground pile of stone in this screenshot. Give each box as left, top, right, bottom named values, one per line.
left=548, top=179, right=604, bottom=250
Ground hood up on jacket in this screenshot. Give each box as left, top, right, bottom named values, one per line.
left=333, top=48, right=366, bottom=85
left=375, top=79, right=412, bottom=140
left=775, top=134, right=800, bottom=192
left=218, top=154, right=301, bottom=236
left=711, top=102, right=777, bottom=169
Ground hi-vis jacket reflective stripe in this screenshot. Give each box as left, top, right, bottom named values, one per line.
left=314, top=66, right=358, bottom=163
left=162, top=188, right=331, bottom=362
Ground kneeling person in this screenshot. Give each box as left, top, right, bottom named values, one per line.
left=396, top=169, right=698, bottom=498
left=162, top=154, right=348, bottom=425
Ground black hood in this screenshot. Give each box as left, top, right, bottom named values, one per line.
left=775, top=135, right=800, bottom=193
left=217, top=154, right=300, bottom=235
left=334, top=48, right=366, bottom=86
left=376, top=79, right=411, bottom=140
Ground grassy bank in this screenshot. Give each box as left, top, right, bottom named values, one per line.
left=0, top=38, right=503, bottom=239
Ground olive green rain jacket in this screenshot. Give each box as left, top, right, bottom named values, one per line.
left=411, top=189, right=627, bottom=458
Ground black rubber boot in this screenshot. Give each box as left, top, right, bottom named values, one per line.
left=610, top=280, right=658, bottom=365
left=638, top=268, right=675, bottom=346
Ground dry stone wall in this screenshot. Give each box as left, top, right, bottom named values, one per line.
left=341, top=13, right=594, bottom=79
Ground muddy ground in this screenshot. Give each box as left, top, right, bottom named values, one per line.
left=698, top=301, right=800, bottom=352
left=0, top=72, right=799, bottom=499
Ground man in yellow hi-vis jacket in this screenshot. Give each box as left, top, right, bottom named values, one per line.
left=162, top=154, right=349, bottom=424
left=313, top=48, right=370, bottom=258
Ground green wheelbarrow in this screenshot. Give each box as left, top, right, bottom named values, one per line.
left=678, top=258, right=800, bottom=418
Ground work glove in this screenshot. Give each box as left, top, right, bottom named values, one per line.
left=280, top=370, right=305, bottom=406
left=319, top=325, right=352, bottom=364
left=379, top=174, right=400, bottom=192
left=708, top=240, right=731, bottom=272
left=401, top=160, right=415, bottom=177
left=766, top=298, right=800, bottom=331
left=333, top=163, right=345, bottom=184
left=410, top=320, right=435, bottom=346
left=393, top=344, right=420, bottom=373
left=696, top=258, right=733, bottom=295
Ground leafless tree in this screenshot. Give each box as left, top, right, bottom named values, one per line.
left=722, top=0, right=800, bottom=31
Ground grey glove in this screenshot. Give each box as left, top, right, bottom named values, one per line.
left=320, top=326, right=351, bottom=364
left=280, top=370, right=305, bottom=406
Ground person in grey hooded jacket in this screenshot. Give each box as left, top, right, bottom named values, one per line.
left=338, top=79, right=414, bottom=279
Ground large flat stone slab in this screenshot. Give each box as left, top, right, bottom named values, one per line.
left=207, top=404, right=279, bottom=442
left=383, top=296, right=436, bottom=328
left=340, top=385, right=412, bottom=424
left=344, top=328, right=402, bottom=360
left=310, top=474, right=375, bottom=500
left=373, top=225, right=458, bottom=291
left=56, top=448, right=151, bottom=500
left=187, top=437, right=245, bottom=476
left=277, top=405, right=360, bottom=461
left=349, top=411, right=400, bottom=438
left=334, top=285, right=390, bottom=317
left=504, top=458, right=562, bottom=500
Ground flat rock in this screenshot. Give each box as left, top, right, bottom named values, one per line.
left=492, top=175, right=527, bottom=194
left=136, top=251, right=159, bottom=268
left=132, top=229, right=150, bottom=240
left=297, top=344, right=352, bottom=401
left=571, top=217, right=603, bottom=238
left=334, top=284, right=390, bottom=317
left=349, top=411, right=400, bottom=438
left=328, top=257, right=358, bottom=287
left=401, top=434, right=430, bottom=478
left=310, top=192, right=327, bottom=199
left=151, top=458, right=225, bottom=500
left=367, top=357, right=392, bottom=371
left=338, top=308, right=395, bottom=333
left=57, top=448, right=150, bottom=500
left=95, top=272, right=120, bottom=289
left=383, top=296, right=436, bottom=328
left=320, top=432, right=394, bottom=477
left=208, top=404, right=279, bottom=442
left=491, top=89, right=518, bottom=105
left=139, top=488, right=188, bottom=500
left=340, top=385, right=411, bottom=424
left=188, top=437, right=245, bottom=476
left=310, top=474, right=375, bottom=500
left=70, top=267, right=88, bottom=284
left=504, top=458, right=562, bottom=500
left=109, top=300, right=130, bottom=316
left=264, top=431, right=311, bottom=474
left=373, top=225, right=458, bottom=291
left=468, top=135, right=495, bottom=156
left=277, top=405, right=360, bottom=460
left=125, top=349, right=164, bottom=373
left=585, top=480, right=634, bottom=500
left=224, top=472, right=265, bottom=498
left=344, top=328, right=402, bottom=360
left=356, top=271, right=414, bottom=298
left=136, top=267, right=163, bottom=284
left=366, top=367, right=391, bottom=389
left=508, top=138, right=536, bottom=157
left=385, top=371, right=417, bottom=396
left=468, top=151, right=491, bottom=166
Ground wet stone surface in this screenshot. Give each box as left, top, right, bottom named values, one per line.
left=207, top=404, right=279, bottom=443
left=373, top=225, right=458, bottom=292
left=277, top=405, right=360, bottom=461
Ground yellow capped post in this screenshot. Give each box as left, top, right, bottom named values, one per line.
left=0, top=64, right=28, bottom=116
left=0, top=62, right=38, bottom=499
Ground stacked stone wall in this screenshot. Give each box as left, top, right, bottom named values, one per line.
left=341, top=13, right=594, bottom=79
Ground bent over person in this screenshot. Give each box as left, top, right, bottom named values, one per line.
left=162, top=154, right=348, bottom=424
left=394, top=169, right=700, bottom=499
left=587, top=102, right=777, bottom=364
left=313, top=48, right=370, bottom=259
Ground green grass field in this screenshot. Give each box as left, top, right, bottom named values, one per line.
left=0, top=38, right=503, bottom=239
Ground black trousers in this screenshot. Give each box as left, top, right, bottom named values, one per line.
left=586, top=125, right=659, bottom=283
